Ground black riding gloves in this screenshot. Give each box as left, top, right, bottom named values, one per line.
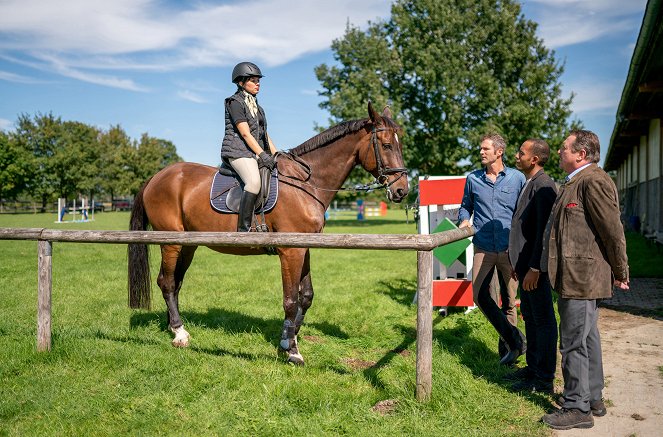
left=258, top=151, right=276, bottom=170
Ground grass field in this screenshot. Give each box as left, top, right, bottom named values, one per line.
left=0, top=210, right=552, bottom=436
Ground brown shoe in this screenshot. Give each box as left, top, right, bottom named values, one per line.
left=557, top=396, right=607, bottom=417
left=590, top=399, right=607, bottom=417
left=541, top=408, right=594, bottom=430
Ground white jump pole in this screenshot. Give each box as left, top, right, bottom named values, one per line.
left=57, top=198, right=65, bottom=223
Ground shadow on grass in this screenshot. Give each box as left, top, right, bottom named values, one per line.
left=361, top=324, right=417, bottom=390
left=376, top=278, right=417, bottom=306
left=129, top=307, right=348, bottom=351
left=433, top=316, right=554, bottom=409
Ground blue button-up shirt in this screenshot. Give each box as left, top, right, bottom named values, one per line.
left=458, top=166, right=525, bottom=252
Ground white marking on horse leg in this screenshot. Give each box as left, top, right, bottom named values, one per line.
left=287, top=336, right=304, bottom=365
left=170, top=325, right=190, bottom=348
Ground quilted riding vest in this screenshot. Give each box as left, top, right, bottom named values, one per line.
left=221, top=91, right=268, bottom=160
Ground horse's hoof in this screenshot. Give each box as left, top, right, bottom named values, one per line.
left=171, top=338, right=189, bottom=348
left=170, top=326, right=190, bottom=348
left=287, top=351, right=305, bottom=366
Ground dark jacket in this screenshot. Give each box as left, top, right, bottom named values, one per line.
left=508, top=169, right=557, bottom=278
left=544, top=164, right=629, bottom=299
left=221, top=91, right=267, bottom=160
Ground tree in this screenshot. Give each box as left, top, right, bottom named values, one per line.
left=0, top=130, right=30, bottom=203
left=316, top=0, right=577, bottom=181
left=98, top=125, right=135, bottom=201
left=130, top=134, right=181, bottom=194
left=12, top=113, right=63, bottom=210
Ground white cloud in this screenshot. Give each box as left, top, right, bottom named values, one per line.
left=0, top=0, right=392, bottom=90
left=565, top=79, right=622, bottom=114
left=0, top=118, right=13, bottom=131
left=524, top=0, right=647, bottom=48
left=0, top=69, right=48, bottom=84
left=177, top=90, right=208, bottom=104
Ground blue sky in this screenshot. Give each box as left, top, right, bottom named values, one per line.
left=0, top=0, right=647, bottom=169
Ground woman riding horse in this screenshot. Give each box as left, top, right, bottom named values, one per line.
left=222, top=61, right=278, bottom=231
left=129, top=102, right=409, bottom=365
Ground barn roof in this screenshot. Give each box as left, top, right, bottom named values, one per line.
left=605, top=0, right=663, bottom=171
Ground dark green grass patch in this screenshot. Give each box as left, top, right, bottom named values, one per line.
left=1, top=211, right=550, bottom=436
left=625, top=231, right=663, bottom=278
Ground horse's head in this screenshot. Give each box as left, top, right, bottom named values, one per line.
left=362, top=102, right=409, bottom=202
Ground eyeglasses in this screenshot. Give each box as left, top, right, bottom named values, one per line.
left=246, top=77, right=260, bottom=84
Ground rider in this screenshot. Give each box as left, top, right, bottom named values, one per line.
left=221, top=61, right=278, bottom=231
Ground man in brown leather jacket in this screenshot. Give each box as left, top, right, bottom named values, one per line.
left=541, top=130, right=629, bottom=430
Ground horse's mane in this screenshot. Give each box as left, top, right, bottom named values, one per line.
left=289, top=116, right=400, bottom=156
left=289, top=119, right=368, bottom=156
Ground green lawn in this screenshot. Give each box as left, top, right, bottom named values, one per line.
left=625, top=231, right=663, bottom=278
left=0, top=210, right=551, bottom=436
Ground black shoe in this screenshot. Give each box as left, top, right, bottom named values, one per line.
left=237, top=191, right=259, bottom=232
left=499, top=348, right=523, bottom=366
left=557, top=396, right=607, bottom=417
left=541, top=408, right=594, bottom=430
left=512, top=377, right=553, bottom=394
left=503, top=366, right=533, bottom=381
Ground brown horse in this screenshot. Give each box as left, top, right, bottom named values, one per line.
left=127, top=102, right=409, bottom=364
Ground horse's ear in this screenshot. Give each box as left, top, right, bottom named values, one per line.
left=368, top=101, right=383, bottom=125
left=382, top=106, right=392, bottom=119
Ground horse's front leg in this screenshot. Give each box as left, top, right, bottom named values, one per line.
left=278, top=248, right=307, bottom=365
left=294, top=250, right=313, bottom=336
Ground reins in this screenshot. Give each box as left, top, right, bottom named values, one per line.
left=276, top=126, right=408, bottom=194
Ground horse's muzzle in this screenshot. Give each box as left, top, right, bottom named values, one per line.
left=387, top=184, right=409, bottom=203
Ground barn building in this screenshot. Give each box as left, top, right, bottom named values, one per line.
left=604, top=0, right=663, bottom=243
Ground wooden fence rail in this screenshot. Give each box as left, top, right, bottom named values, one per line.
left=0, top=226, right=475, bottom=402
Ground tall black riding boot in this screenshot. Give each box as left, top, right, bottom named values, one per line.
left=237, top=191, right=259, bottom=232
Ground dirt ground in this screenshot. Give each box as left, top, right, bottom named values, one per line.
left=553, top=308, right=663, bottom=436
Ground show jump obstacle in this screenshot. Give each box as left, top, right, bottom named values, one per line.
left=0, top=225, right=474, bottom=402
left=418, top=176, right=475, bottom=311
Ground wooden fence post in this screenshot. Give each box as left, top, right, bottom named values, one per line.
left=37, top=239, right=52, bottom=352
left=416, top=250, right=433, bottom=402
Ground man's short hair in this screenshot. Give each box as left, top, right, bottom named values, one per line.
left=569, top=130, right=600, bottom=163
left=481, top=133, right=507, bottom=155
left=527, top=138, right=550, bottom=166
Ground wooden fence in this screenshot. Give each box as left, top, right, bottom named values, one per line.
left=0, top=226, right=475, bottom=402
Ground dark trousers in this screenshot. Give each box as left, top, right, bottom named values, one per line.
left=519, top=272, right=557, bottom=380
left=473, top=250, right=522, bottom=351
left=558, top=298, right=604, bottom=413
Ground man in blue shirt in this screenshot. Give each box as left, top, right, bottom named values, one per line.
left=459, top=133, right=526, bottom=365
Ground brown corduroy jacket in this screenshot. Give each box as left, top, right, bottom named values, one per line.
left=543, top=164, right=629, bottom=299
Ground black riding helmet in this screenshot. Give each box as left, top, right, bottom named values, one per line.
left=231, top=62, right=264, bottom=84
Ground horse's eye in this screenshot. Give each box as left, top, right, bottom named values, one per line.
left=382, top=143, right=393, bottom=150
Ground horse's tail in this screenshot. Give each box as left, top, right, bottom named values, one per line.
left=128, top=178, right=153, bottom=310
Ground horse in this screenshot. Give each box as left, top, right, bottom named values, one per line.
left=127, top=102, right=409, bottom=365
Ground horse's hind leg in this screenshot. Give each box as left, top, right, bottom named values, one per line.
left=158, top=244, right=196, bottom=347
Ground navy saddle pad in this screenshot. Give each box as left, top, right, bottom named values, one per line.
left=210, top=169, right=279, bottom=214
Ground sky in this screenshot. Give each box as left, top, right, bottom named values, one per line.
left=0, top=0, right=648, bottom=169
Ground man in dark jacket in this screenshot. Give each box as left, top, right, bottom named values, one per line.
left=541, top=130, right=629, bottom=430
left=507, top=139, right=558, bottom=393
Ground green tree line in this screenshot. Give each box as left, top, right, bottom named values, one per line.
left=316, top=0, right=581, bottom=185
left=0, top=112, right=181, bottom=210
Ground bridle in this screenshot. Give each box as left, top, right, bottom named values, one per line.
left=369, top=126, right=408, bottom=189
left=277, top=123, right=409, bottom=195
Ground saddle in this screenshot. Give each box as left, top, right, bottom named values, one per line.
left=210, top=163, right=278, bottom=215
